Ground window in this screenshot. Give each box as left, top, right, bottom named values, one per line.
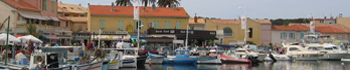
left=80, top=14, right=85, bottom=17
left=223, top=27, right=233, bottom=37
left=100, top=20, right=104, bottom=29
left=289, top=33, right=295, bottom=39
left=165, top=21, right=170, bottom=29
left=300, top=33, right=304, bottom=39
left=134, top=21, right=143, bottom=29
left=338, top=35, right=342, bottom=40
left=154, top=21, right=159, bottom=29
left=280, top=32, right=288, bottom=39
left=42, top=0, right=47, bottom=10
left=119, top=20, right=123, bottom=30
left=176, top=21, right=181, bottom=29
left=331, top=35, right=335, bottom=39
left=249, top=28, right=253, bottom=38
left=51, top=1, right=55, bottom=12
left=190, top=26, right=194, bottom=30
left=57, top=21, right=60, bottom=27
left=66, top=21, right=68, bottom=27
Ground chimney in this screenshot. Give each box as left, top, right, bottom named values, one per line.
left=151, top=4, right=156, bottom=11
left=142, top=7, right=146, bottom=12
left=111, top=2, right=115, bottom=11
left=172, top=4, right=177, bottom=11
left=79, top=4, right=81, bottom=6
left=194, top=13, right=198, bottom=23
left=339, top=13, right=343, bottom=18
left=88, top=3, right=90, bottom=6
left=324, top=16, right=326, bottom=19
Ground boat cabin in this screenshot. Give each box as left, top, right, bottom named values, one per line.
left=175, top=50, right=190, bottom=58
left=29, top=52, right=59, bottom=69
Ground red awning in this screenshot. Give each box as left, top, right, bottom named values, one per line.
left=15, top=35, right=23, bottom=38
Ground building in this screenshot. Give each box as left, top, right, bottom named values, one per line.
left=1, top=0, right=72, bottom=45
left=57, top=1, right=88, bottom=44
left=88, top=3, right=190, bottom=46
left=271, top=24, right=321, bottom=45
left=255, top=19, right=272, bottom=46
left=204, top=18, right=262, bottom=45
left=310, top=16, right=337, bottom=24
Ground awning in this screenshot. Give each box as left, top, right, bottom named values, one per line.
left=42, top=34, right=60, bottom=40
left=57, top=36, right=72, bottom=39
left=176, top=35, right=218, bottom=40
left=19, top=13, right=50, bottom=20
left=140, top=37, right=174, bottom=42
left=50, top=17, right=60, bottom=21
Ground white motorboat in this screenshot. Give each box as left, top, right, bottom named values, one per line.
left=341, top=57, right=350, bottom=62
left=281, top=42, right=322, bottom=61
left=264, top=52, right=292, bottom=61
left=224, top=47, right=266, bottom=62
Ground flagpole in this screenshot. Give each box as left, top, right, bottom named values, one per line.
left=5, top=16, right=10, bottom=66
left=185, top=25, right=188, bottom=50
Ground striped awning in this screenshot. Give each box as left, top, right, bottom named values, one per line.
left=42, top=34, right=60, bottom=40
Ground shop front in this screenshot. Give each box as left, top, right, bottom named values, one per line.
left=90, top=31, right=129, bottom=47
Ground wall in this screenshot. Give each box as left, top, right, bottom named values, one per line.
left=322, top=33, right=349, bottom=41
left=89, top=15, right=189, bottom=33
left=271, top=30, right=321, bottom=44
left=261, top=24, right=272, bottom=45
left=205, top=19, right=262, bottom=45
left=189, top=24, right=205, bottom=30
left=337, top=17, right=350, bottom=29
left=0, top=1, right=18, bottom=32
left=72, top=22, right=87, bottom=32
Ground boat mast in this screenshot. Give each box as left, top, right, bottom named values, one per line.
left=5, top=16, right=10, bottom=66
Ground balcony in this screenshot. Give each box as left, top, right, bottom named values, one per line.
left=16, top=24, right=70, bottom=31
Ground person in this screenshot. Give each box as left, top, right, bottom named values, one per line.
left=54, top=43, right=60, bottom=46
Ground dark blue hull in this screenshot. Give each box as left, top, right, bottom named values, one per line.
left=163, top=58, right=198, bottom=64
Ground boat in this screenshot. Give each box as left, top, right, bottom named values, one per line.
left=197, top=55, right=222, bottom=64
left=145, top=52, right=166, bottom=64
left=162, top=50, right=198, bottom=64
left=341, top=57, right=350, bottom=62
left=264, top=52, right=292, bottom=61
left=102, top=48, right=123, bottom=69
left=223, top=48, right=262, bottom=63
left=281, top=42, right=322, bottom=61
left=210, top=53, right=250, bottom=63
left=115, top=48, right=138, bottom=68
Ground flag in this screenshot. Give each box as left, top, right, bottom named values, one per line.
left=241, top=16, right=247, bottom=29
left=310, top=21, right=315, bottom=33
left=134, top=2, right=139, bottom=20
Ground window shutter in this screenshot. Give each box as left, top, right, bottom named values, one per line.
left=293, top=33, right=295, bottom=39
left=166, top=21, right=170, bottom=29
left=134, top=21, right=137, bottom=29
left=285, top=33, right=288, bottom=38
left=100, top=20, right=104, bottom=29
left=280, top=33, right=283, bottom=39
left=119, top=20, right=123, bottom=30
left=52, top=1, right=55, bottom=12
left=300, top=33, right=304, bottom=39
left=154, top=21, right=158, bottom=29
left=176, top=21, right=181, bottom=29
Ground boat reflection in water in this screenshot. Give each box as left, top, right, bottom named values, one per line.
left=139, top=61, right=349, bottom=70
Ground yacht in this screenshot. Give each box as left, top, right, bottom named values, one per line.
left=281, top=42, right=322, bottom=61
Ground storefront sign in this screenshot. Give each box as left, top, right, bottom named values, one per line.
left=91, top=31, right=128, bottom=35
left=148, top=29, right=216, bottom=36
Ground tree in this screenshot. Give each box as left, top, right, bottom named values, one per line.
left=157, top=0, right=180, bottom=7
left=115, top=0, right=133, bottom=6
left=141, top=0, right=157, bottom=7
left=26, top=23, right=42, bottom=38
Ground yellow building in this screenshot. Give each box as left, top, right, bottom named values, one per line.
left=88, top=3, right=189, bottom=41
left=189, top=17, right=268, bottom=45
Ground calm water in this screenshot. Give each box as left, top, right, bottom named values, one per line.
left=121, top=61, right=350, bottom=70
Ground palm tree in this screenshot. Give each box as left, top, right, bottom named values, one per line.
left=115, top=0, right=133, bottom=6
left=26, top=23, right=42, bottom=38
left=141, top=0, right=157, bottom=7
left=157, top=0, right=180, bottom=7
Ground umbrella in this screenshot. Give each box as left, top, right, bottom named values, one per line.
left=15, top=35, right=23, bottom=38
left=18, top=35, right=43, bottom=43
left=0, top=33, right=21, bottom=42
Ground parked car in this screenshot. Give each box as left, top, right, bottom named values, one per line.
left=139, top=45, right=158, bottom=56
left=208, top=47, right=225, bottom=54
left=157, top=46, right=174, bottom=55
left=190, top=47, right=209, bottom=55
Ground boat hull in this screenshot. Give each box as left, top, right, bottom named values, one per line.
left=72, top=62, right=103, bottom=70
left=264, top=54, right=291, bottom=61
left=319, top=53, right=348, bottom=60
left=163, top=58, right=198, bottom=64
left=108, top=60, right=121, bottom=69
left=341, top=58, right=350, bottom=61
left=291, top=54, right=321, bottom=61
left=145, top=58, right=164, bottom=64
left=197, top=56, right=222, bottom=64
left=122, top=59, right=137, bottom=67
left=210, top=53, right=250, bottom=63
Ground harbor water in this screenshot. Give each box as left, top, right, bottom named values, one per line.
left=120, top=61, right=350, bottom=70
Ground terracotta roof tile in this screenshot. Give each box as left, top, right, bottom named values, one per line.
left=289, top=23, right=350, bottom=33
left=209, top=19, right=240, bottom=24
left=3, top=0, right=40, bottom=11
left=58, top=3, right=88, bottom=14
left=89, top=5, right=189, bottom=17
left=57, top=16, right=71, bottom=21
left=315, top=26, right=347, bottom=33
left=272, top=25, right=309, bottom=31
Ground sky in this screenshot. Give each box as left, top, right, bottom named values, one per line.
left=58, top=0, right=350, bottom=19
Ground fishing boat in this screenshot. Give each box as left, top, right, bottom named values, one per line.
left=115, top=48, right=138, bottom=68
left=197, top=55, right=222, bottom=64
left=210, top=53, right=251, bottom=63
left=145, top=52, right=166, bottom=64
left=163, top=50, right=198, bottom=64
left=102, top=48, right=123, bottom=70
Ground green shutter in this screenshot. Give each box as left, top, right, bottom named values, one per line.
left=154, top=21, right=159, bottom=29
left=100, top=20, right=104, bottom=29
left=293, top=33, right=296, bottom=39
left=134, top=21, right=138, bottom=29
left=43, top=0, right=47, bottom=10
left=119, top=20, right=123, bottom=30
left=176, top=21, right=181, bottom=29
left=166, top=21, right=170, bottom=29
left=280, top=33, right=283, bottom=39
left=52, top=1, right=54, bottom=12
left=300, top=33, right=304, bottom=39
left=285, top=33, right=288, bottom=38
